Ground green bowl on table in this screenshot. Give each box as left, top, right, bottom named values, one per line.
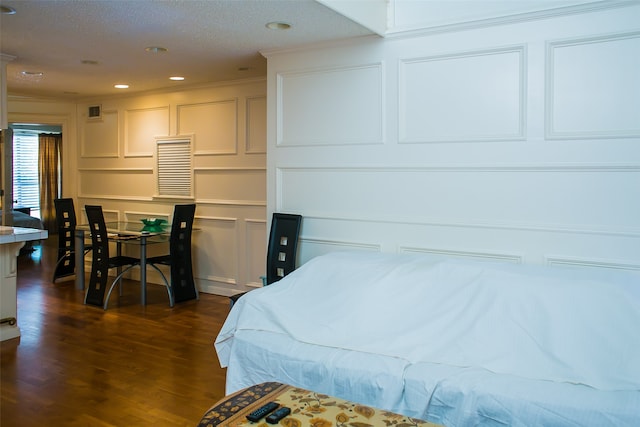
left=141, top=218, right=166, bottom=227
left=141, top=218, right=167, bottom=233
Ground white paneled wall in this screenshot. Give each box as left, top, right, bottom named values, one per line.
left=547, top=32, right=640, bottom=138
left=266, top=4, right=640, bottom=272
left=400, top=46, right=525, bottom=142
left=74, top=79, right=267, bottom=296
left=125, top=106, right=169, bottom=157
left=278, top=64, right=384, bottom=145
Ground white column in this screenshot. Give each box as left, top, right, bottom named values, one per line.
left=1, top=53, right=17, bottom=129
left=0, top=240, right=25, bottom=341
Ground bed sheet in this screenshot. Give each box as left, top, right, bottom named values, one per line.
left=0, top=210, right=44, bottom=229
left=222, top=329, right=409, bottom=413
left=217, top=251, right=640, bottom=391
left=216, top=251, right=640, bottom=426
left=1, top=210, right=44, bottom=252
left=220, top=329, right=640, bottom=426
left=403, top=362, right=640, bottom=427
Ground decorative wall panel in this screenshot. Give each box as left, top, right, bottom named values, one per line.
left=177, top=100, right=238, bottom=155
left=78, top=169, right=154, bottom=199
left=125, top=106, right=169, bottom=157
left=245, top=219, right=267, bottom=286
left=195, top=168, right=266, bottom=204
left=545, top=255, right=640, bottom=272
left=547, top=32, right=640, bottom=139
left=246, top=96, right=267, bottom=154
left=400, top=246, right=523, bottom=263
left=400, top=47, right=525, bottom=142
left=81, top=110, right=118, bottom=158
left=298, top=238, right=380, bottom=265
left=277, top=63, right=384, bottom=146
left=279, top=165, right=639, bottom=233
left=194, top=216, right=238, bottom=287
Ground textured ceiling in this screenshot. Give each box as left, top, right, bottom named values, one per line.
left=0, top=0, right=374, bottom=99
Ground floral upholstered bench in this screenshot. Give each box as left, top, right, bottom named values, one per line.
left=198, top=382, right=443, bottom=427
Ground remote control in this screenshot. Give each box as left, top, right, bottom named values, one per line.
left=265, top=407, right=291, bottom=424
left=245, top=401, right=279, bottom=422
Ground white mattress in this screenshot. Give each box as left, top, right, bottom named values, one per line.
left=215, top=251, right=640, bottom=426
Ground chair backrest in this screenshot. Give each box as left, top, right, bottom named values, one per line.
left=53, top=198, right=78, bottom=278
left=169, top=204, right=197, bottom=303
left=84, top=205, right=110, bottom=306
left=266, top=213, right=302, bottom=285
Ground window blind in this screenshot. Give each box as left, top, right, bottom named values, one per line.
left=12, top=131, right=40, bottom=211
left=156, top=138, right=193, bottom=197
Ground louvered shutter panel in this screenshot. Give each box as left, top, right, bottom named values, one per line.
left=12, top=131, right=41, bottom=211
left=156, top=138, right=192, bottom=197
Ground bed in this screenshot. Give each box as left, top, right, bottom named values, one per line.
left=215, top=251, right=640, bottom=426
left=0, top=209, right=44, bottom=254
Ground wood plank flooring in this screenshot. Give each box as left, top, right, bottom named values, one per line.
left=1, top=239, right=231, bottom=427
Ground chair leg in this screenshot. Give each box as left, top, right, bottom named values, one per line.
left=52, top=247, right=92, bottom=283
left=52, top=250, right=75, bottom=282
left=148, top=264, right=174, bottom=307
left=103, top=265, right=138, bottom=310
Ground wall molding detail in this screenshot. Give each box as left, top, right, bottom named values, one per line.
left=196, top=198, right=266, bottom=207
left=546, top=30, right=640, bottom=140
left=177, top=99, right=239, bottom=155
left=280, top=163, right=640, bottom=173
left=124, top=106, right=170, bottom=158
left=278, top=165, right=640, bottom=238
left=299, top=237, right=381, bottom=256
left=289, top=212, right=640, bottom=239
left=399, top=246, right=523, bottom=264
left=78, top=167, right=154, bottom=172
left=246, top=96, right=267, bottom=154
left=386, top=1, right=634, bottom=39
left=399, top=45, right=526, bottom=143
left=276, top=62, right=385, bottom=146
left=78, top=194, right=155, bottom=202
left=81, top=109, right=119, bottom=158
left=545, top=255, right=640, bottom=272
left=195, top=166, right=266, bottom=172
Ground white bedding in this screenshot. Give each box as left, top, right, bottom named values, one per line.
left=215, top=252, right=640, bottom=426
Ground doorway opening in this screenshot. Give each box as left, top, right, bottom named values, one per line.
left=10, top=123, right=63, bottom=228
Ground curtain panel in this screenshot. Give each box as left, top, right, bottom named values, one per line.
left=39, top=133, right=61, bottom=232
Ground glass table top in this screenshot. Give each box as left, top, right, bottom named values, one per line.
left=77, top=221, right=171, bottom=237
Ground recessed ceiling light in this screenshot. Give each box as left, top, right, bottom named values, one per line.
left=21, top=71, right=43, bottom=77
left=1, top=5, right=16, bottom=14
left=114, top=84, right=129, bottom=89
left=266, top=22, right=291, bottom=30
left=145, top=46, right=168, bottom=53
left=169, top=76, right=185, bottom=81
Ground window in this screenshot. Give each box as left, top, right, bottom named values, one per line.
left=12, top=131, right=40, bottom=218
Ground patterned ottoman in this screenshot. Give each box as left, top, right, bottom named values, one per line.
left=198, top=382, right=443, bottom=427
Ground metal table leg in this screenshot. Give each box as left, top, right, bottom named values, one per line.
left=74, top=230, right=85, bottom=290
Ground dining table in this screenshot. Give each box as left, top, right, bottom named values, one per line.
left=75, top=221, right=170, bottom=306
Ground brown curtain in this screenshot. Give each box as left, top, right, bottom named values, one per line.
left=39, top=133, right=62, bottom=232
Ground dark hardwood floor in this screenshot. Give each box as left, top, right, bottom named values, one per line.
left=1, top=239, right=230, bottom=426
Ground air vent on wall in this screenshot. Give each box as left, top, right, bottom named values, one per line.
left=88, top=105, right=101, bottom=119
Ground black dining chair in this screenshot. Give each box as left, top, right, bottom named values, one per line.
left=264, top=213, right=303, bottom=286
left=83, top=205, right=141, bottom=308
left=229, top=212, right=302, bottom=306
left=52, top=198, right=92, bottom=283
left=146, top=204, right=198, bottom=304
